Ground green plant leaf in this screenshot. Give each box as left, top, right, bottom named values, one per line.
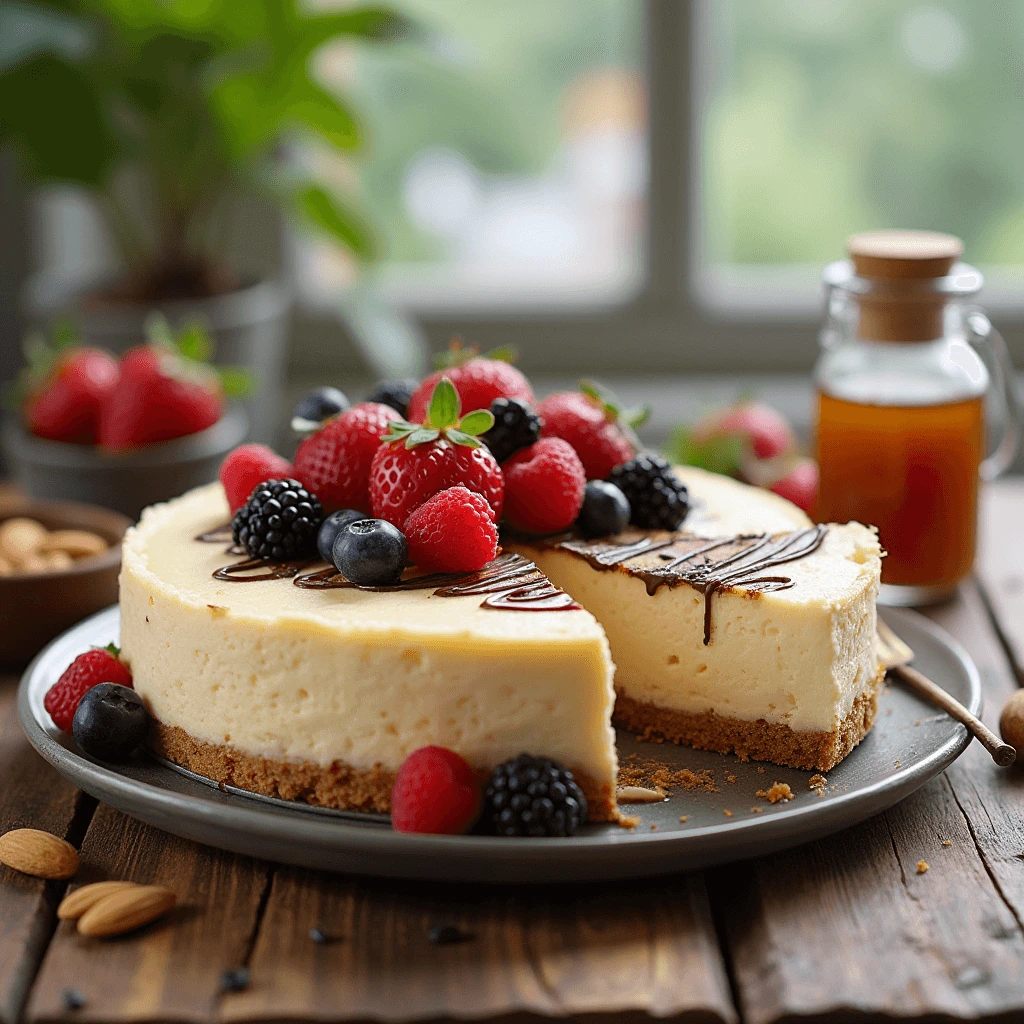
left=458, top=409, right=494, bottom=435
left=300, top=6, right=413, bottom=51
left=404, top=427, right=439, bottom=448
left=176, top=321, right=213, bottom=363
left=426, top=377, right=460, bottom=429
left=664, top=426, right=745, bottom=478
left=380, top=422, right=417, bottom=443
left=218, top=367, right=253, bottom=398
left=444, top=429, right=482, bottom=448
left=296, top=184, right=377, bottom=260
left=624, top=405, right=651, bottom=429
left=484, top=345, right=517, bottom=364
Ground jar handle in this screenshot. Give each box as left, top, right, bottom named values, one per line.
left=965, top=308, right=1020, bottom=481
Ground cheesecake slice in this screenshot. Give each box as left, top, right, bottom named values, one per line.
left=119, top=484, right=620, bottom=820
left=512, top=467, right=883, bottom=772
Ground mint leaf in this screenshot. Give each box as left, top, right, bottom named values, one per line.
left=444, top=429, right=482, bottom=448
left=404, top=427, right=440, bottom=448
left=177, top=321, right=213, bottom=363
left=624, top=405, right=650, bottom=429
left=664, top=426, right=744, bottom=478
left=426, top=377, right=460, bottom=429
left=458, top=409, right=494, bottom=435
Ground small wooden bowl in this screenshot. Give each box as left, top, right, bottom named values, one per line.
left=0, top=495, right=132, bottom=665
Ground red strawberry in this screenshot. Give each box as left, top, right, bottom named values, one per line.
left=44, top=644, right=133, bottom=733
left=692, top=402, right=796, bottom=462
left=769, top=458, right=819, bottom=515
left=406, top=344, right=533, bottom=423
left=391, top=746, right=481, bottom=834
left=370, top=378, right=504, bottom=527
left=24, top=347, right=120, bottom=444
left=220, top=444, right=294, bottom=513
left=537, top=382, right=641, bottom=479
left=294, top=402, right=401, bottom=513
left=405, top=486, right=499, bottom=572
left=503, top=437, right=586, bottom=534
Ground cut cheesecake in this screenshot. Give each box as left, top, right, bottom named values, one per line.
left=511, top=467, right=883, bottom=772
left=119, top=483, right=620, bottom=820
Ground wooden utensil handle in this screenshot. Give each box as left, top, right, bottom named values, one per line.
left=892, top=664, right=1017, bottom=767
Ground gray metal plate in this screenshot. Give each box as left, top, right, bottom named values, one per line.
left=18, top=605, right=980, bottom=883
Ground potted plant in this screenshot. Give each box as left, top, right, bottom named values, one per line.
left=0, top=0, right=406, bottom=442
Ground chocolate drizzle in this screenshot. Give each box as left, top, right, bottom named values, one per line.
left=213, top=558, right=313, bottom=582
left=557, top=525, right=828, bottom=644
left=195, top=524, right=233, bottom=544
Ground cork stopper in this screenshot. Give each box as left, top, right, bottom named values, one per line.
left=846, top=230, right=963, bottom=342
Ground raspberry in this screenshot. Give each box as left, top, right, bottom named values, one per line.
left=502, top=438, right=586, bottom=534
left=537, top=391, right=635, bottom=480
left=44, top=645, right=133, bottom=733
left=483, top=754, right=588, bottom=837
left=219, top=444, right=294, bottom=513
left=407, top=358, right=534, bottom=423
left=294, top=402, right=401, bottom=512
left=405, top=486, right=498, bottom=572
left=391, top=746, right=481, bottom=834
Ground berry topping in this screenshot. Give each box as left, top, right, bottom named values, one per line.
left=391, top=746, right=481, bottom=834
left=72, top=682, right=148, bottom=762
left=291, top=386, right=350, bottom=433
left=44, top=644, right=133, bottom=733
left=537, top=381, right=646, bottom=480
left=365, top=378, right=418, bottom=418
left=769, top=457, right=819, bottom=515
left=294, top=402, right=401, bottom=512
left=481, top=397, right=541, bottom=464
left=232, top=479, right=323, bottom=561
left=576, top=480, right=631, bottom=539
left=405, top=486, right=498, bottom=572
left=219, top=444, right=294, bottom=514
left=406, top=342, right=534, bottom=423
left=608, top=453, right=690, bottom=531
left=502, top=437, right=586, bottom=534
left=483, top=753, right=588, bottom=837
left=332, top=518, right=408, bottom=587
left=317, top=509, right=367, bottom=563
left=369, top=379, right=503, bottom=527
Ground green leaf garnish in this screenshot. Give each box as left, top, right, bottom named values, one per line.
left=425, top=376, right=461, bottom=429
left=457, top=409, right=495, bottom=436
left=578, top=377, right=650, bottom=432
left=381, top=378, right=496, bottom=450
left=484, top=345, right=517, bottom=364
left=404, top=427, right=440, bottom=448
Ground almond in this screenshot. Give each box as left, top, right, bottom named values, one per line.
left=0, top=518, right=47, bottom=563
left=40, top=530, right=108, bottom=559
left=46, top=550, right=75, bottom=571
left=58, top=881, right=140, bottom=920
left=77, top=885, right=176, bottom=937
left=0, top=828, right=79, bottom=879
left=0, top=556, right=12, bottom=576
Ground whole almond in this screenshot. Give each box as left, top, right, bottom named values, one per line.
left=0, top=518, right=47, bottom=563
left=77, top=885, right=176, bottom=937
left=58, top=881, right=140, bottom=920
left=0, top=829, right=79, bottom=879
left=45, top=550, right=75, bottom=571
left=0, top=556, right=12, bottom=576
left=18, top=554, right=50, bottom=574
left=40, top=530, right=108, bottom=559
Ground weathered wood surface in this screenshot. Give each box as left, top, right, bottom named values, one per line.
left=978, top=477, right=1024, bottom=680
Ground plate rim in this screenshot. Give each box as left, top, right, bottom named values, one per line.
left=17, top=604, right=981, bottom=880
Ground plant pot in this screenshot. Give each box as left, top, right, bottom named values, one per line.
left=1, top=405, right=248, bottom=520
left=30, top=278, right=292, bottom=447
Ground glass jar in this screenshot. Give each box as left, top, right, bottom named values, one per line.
left=814, top=231, right=1020, bottom=606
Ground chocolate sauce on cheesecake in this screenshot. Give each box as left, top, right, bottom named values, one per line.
left=213, top=558, right=313, bottom=582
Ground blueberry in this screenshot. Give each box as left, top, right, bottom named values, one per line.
left=292, top=387, right=350, bottom=430
left=332, top=518, right=407, bottom=586
left=72, top=683, right=148, bottom=762
left=576, top=481, right=631, bottom=539
left=317, top=509, right=367, bottom=563
left=365, top=378, right=418, bottom=418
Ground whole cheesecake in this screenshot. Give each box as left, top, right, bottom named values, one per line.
left=119, top=466, right=881, bottom=820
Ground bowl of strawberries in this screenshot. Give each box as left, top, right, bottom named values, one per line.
left=3, top=318, right=249, bottom=520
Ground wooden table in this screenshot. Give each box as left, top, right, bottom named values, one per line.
left=4, top=481, right=1024, bottom=1024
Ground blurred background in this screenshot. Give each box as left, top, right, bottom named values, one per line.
left=3, top=0, right=1024, bottom=454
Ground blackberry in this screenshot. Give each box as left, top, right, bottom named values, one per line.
left=366, top=378, right=418, bottom=418
left=482, top=397, right=541, bottom=464
left=232, top=478, right=323, bottom=561
left=483, top=754, right=588, bottom=837
left=608, top=453, right=689, bottom=530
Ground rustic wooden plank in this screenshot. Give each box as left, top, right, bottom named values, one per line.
left=977, top=477, right=1024, bottom=680
left=0, top=673, right=93, bottom=1024
left=223, top=867, right=736, bottom=1023
left=26, top=806, right=270, bottom=1024
left=717, top=580, right=1024, bottom=1024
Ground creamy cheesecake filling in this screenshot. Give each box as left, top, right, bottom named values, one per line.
left=120, top=484, right=619, bottom=817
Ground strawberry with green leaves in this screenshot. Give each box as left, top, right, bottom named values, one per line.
left=369, top=377, right=504, bottom=528
left=537, top=379, right=647, bottom=480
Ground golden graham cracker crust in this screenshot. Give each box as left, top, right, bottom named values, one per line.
left=149, top=722, right=619, bottom=822
left=614, top=667, right=885, bottom=773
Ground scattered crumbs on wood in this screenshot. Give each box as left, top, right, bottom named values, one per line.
left=725, top=773, right=737, bottom=784
left=917, top=860, right=930, bottom=874
left=942, top=840, right=953, bottom=847
left=678, top=815, right=688, bottom=822
left=756, top=766, right=766, bottom=774
left=756, top=782, right=794, bottom=804
left=723, top=809, right=733, bottom=817
left=750, top=807, right=764, bottom=813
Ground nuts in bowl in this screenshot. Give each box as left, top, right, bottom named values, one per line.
left=0, top=518, right=109, bottom=576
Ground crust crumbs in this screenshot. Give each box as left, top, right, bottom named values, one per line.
left=617, top=755, right=718, bottom=793
left=756, top=782, right=794, bottom=804
left=917, top=860, right=930, bottom=874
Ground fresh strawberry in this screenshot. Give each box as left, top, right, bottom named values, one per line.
left=219, top=444, right=294, bottom=513
left=406, top=342, right=534, bottom=423
left=391, top=746, right=481, bottom=834
left=769, top=457, right=819, bottom=515
left=20, top=328, right=120, bottom=445
left=502, top=437, right=586, bottom=534
left=405, top=486, right=499, bottom=572
left=44, top=644, right=133, bottom=733
left=692, top=401, right=796, bottom=462
left=294, top=402, right=401, bottom=513
left=369, top=378, right=504, bottom=527
left=537, top=381, right=644, bottom=480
